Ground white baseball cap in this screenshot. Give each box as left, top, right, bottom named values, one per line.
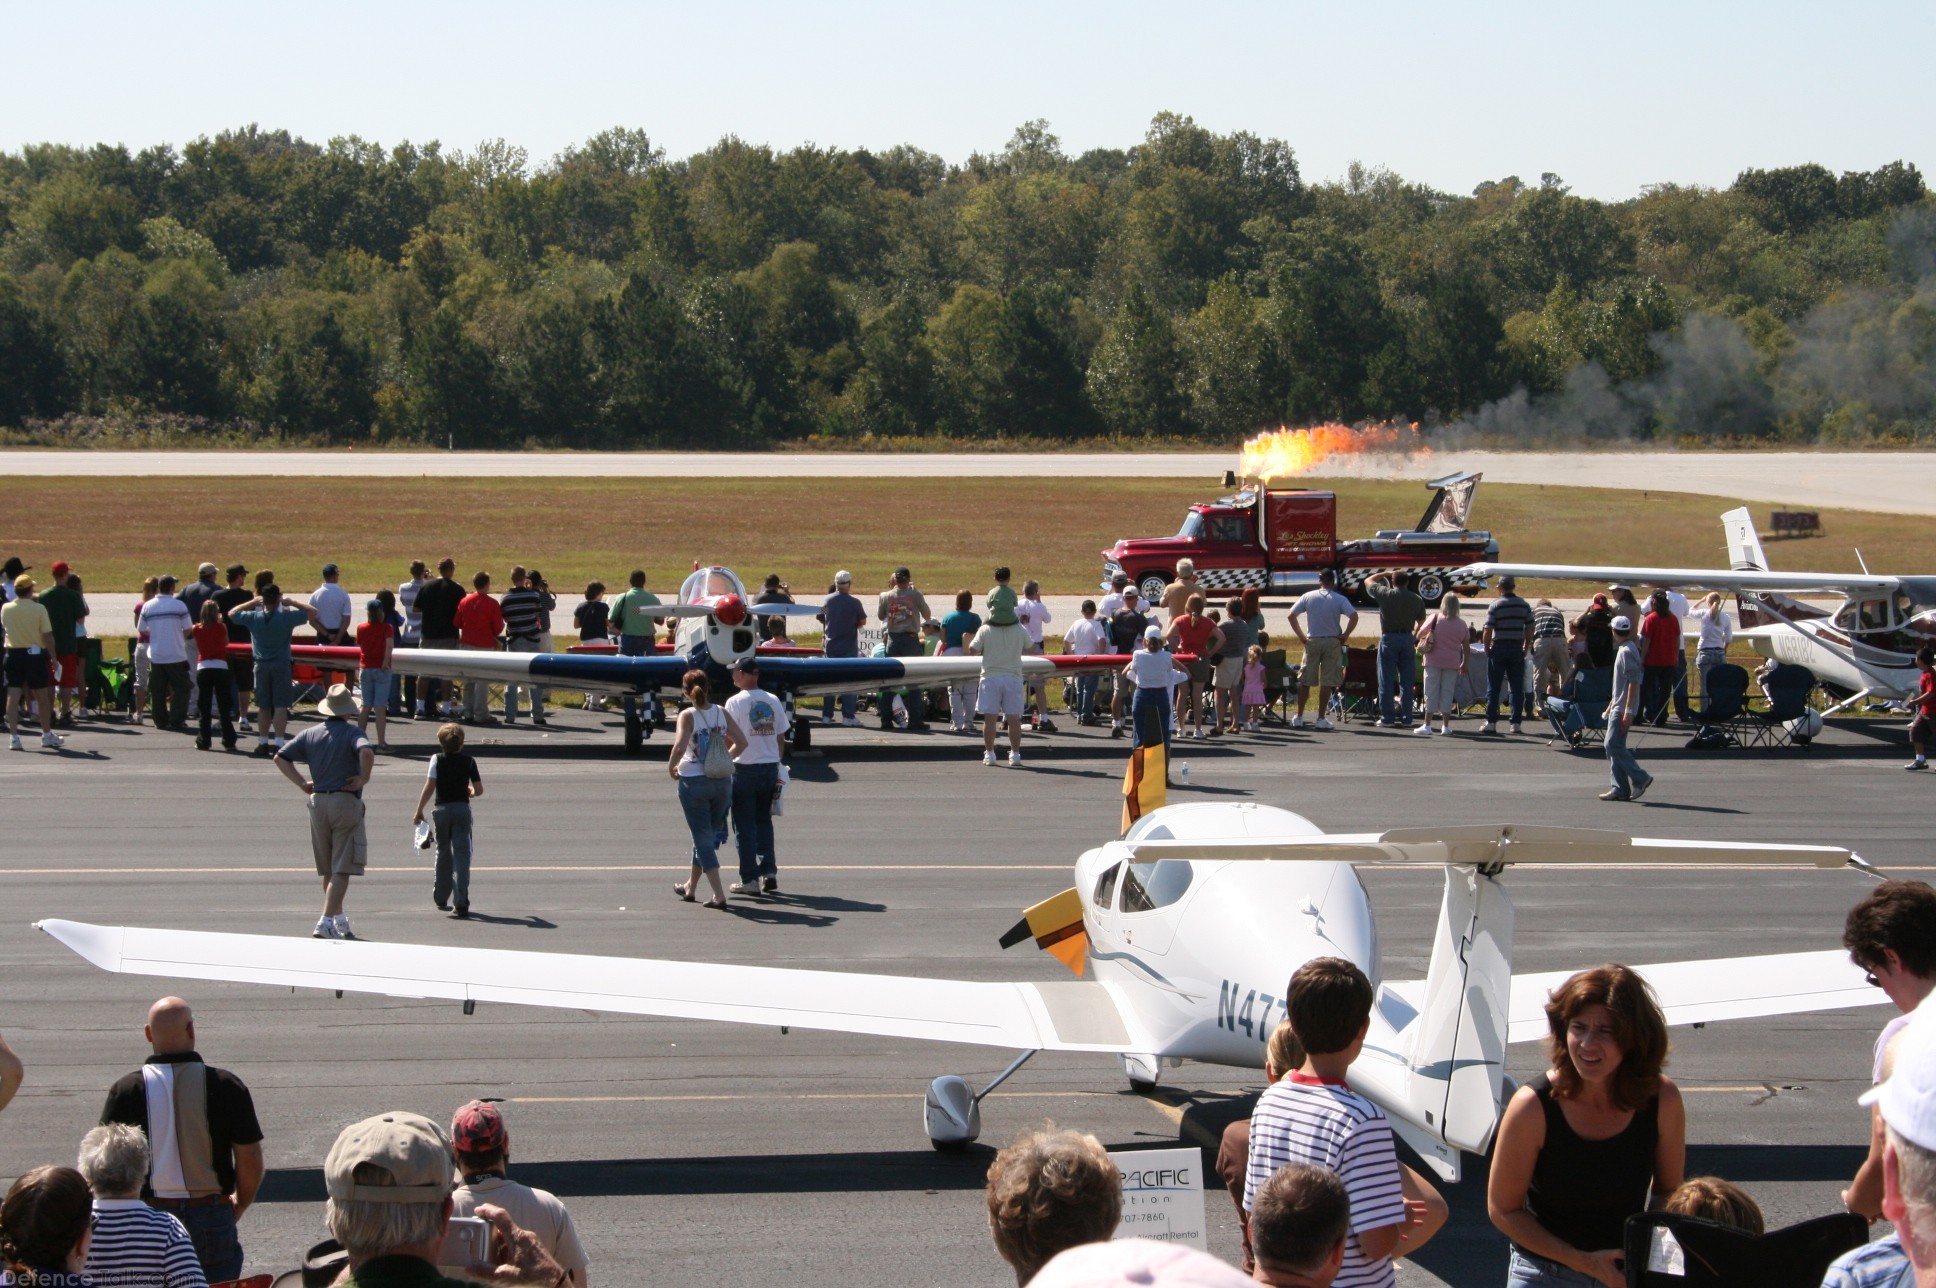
left=834, top=570, right=852, bottom=585
left=1030, top=1238, right=1252, bottom=1288
left=1143, top=624, right=1163, bottom=641
left=1611, top=615, right=1633, bottom=633
left=1861, top=998, right=1936, bottom=1151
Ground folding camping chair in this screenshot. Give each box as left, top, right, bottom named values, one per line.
left=1260, top=649, right=1294, bottom=726
left=1545, top=666, right=1612, bottom=750
left=1326, top=645, right=1380, bottom=723
left=1683, top=662, right=1749, bottom=749
left=1622, top=1209, right=1866, bottom=1288
left=1725, top=662, right=1820, bottom=749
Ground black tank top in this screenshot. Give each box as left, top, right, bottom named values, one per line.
left=1520, top=1072, right=1659, bottom=1255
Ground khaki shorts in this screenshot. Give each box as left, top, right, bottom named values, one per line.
left=1214, top=655, right=1246, bottom=689
left=309, top=792, right=368, bottom=876
left=1302, top=636, right=1344, bottom=688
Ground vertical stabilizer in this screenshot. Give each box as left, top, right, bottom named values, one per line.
left=1722, top=507, right=1767, bottom=572
left=1408, top=867, right=1514, bottom=1155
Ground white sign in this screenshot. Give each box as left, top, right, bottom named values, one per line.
left=1109, top=1145, right=1208, bottom=1251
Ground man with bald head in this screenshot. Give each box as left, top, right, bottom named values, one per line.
left=100, top=996, right=265, bottom=1283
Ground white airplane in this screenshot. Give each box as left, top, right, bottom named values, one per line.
left=35, top=802, right=1882, bottom=1180
left=274, top=567, right=1134, bottom=750
left=1460, top=507, right=1935, bottom=714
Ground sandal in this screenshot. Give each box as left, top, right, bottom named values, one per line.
left=672, top=884, right=695, bottom=902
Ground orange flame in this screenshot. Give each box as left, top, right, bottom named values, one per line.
left=1238, top=423, right=1429, bottom=483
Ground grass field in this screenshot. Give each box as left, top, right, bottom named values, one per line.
left=9, top=475, right=1917, bottom=596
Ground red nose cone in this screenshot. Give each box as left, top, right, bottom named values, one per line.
left=713, top=594, right=748, bottom=627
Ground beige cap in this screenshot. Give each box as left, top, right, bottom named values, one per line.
left=324, top=1111, right=454, bottom=1204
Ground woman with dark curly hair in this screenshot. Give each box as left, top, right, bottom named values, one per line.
left=2, top=1165, right=95, bottom=1286
left=1486, top=964, right=1685, bottom=1288
left=985, top=1127, right=1122, bottom=1285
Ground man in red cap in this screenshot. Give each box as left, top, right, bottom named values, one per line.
left=40, top=561, right=85, bottom=727
left=448, top=1100, right=589, bottom=1286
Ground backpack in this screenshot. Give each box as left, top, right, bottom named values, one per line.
left=696, top=707, right=734, bottom=779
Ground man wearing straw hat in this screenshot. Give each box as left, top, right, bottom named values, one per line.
left=275, top=683, right=375, bottom=940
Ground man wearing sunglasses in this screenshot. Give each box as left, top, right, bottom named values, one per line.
left=1841, top=880, right=1936, bottom=1222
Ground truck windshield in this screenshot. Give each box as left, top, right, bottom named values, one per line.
left=1177, top=512, right=1204, bottom=540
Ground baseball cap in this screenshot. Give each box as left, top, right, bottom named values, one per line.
left=1611, top=615, right=1633, bottom=632
left=1591, top=593, right=1609, bottom=606
left=1498, top=576, right=1517, bottom=592
left=834, top=570, right=852, bottom=585
left=1860, top=999, right=1936, bottom=1150
left=1029, top=1237, right=1252, bottom=1288
left=732, top=656, right=760, bottom=674
left=366, top=599, right=385, bottom=612
left=198, top=562, right=217, bottom=578
left=51, top=560, right=72, bottom=577
left=893, top=566, right=911, bottom=581
left=449, top=1099, right=509, bottom=1154
left=322, top=562, right=339, bottom=576
left=1143, top=624, right=1163, bottom=641
left=1608, top=583, right=1631, bottom=593
left=324, top=1111, right=454, bottom=1203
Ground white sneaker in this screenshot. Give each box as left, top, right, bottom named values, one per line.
left=1008, top=751, right=1023, bottom=768
left=313, top=918, right=340, bottom=940
left=1414, top=724, right=1434, bottom=736
left=1290, top=714, right=1305, bottom=729
left=40, top=731, right=63, bottom=748
left=1480, top=722, right=1497, bottom=734
left=983, top=750, right=997, bottom=766
left=238, top=716, right=253, bottom=733
left=8, top=734, right=21, bottom=751
left=1313, top=718, right=1333, bottom=732
left=332, top=916, right=358, bottom=941
left=842, top=716, right=860, bottom=728
left=1510, top=722, right=1523, bottom=735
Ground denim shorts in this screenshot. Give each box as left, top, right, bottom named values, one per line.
left=360, top=667, right=392, bottom=708
left=1506, top=1246, right=1604, bottom=1288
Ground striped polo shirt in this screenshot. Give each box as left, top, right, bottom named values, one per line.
left=86, top=1199, right=206, bottom=1288
left=1243, top=1073, right=1405, bottom=1288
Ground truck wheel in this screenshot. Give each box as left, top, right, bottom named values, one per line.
left=1411, top=573, right=1447, bottom=606
left=1137, top=573, right=1169, bottom=605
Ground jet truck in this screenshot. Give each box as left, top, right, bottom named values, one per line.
left=1102, top=470, right=1497, bottom=606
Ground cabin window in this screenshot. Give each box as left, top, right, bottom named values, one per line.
left=1093, top=862, right=1121, bottom=910
left=1208, top=514, right=1252, bottom=544
left=1177, top=512, right=1205, bottom=540
left=1118, top=860, right=1193, bottom=914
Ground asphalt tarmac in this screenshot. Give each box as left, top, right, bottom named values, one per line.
left=6, top=449, right=1935, bottom=514
left=2, top=703, right=1922, bottom=1286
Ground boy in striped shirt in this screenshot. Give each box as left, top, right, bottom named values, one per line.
left=1244, top=957, right=1408, bottom=1288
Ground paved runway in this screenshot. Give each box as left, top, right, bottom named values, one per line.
left=1, top=706, right=1919, bottom=1286
left=7, top=448, right=1935, bottom=513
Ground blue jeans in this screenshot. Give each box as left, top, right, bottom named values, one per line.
left=822, top=639, right=859, bottom=720
left=1486, top=641, right=1526, bottom=724
left=731, top=761, right=781, bottom=883
left=1074, top=673, right=1100, bottom=720
left=1605, top=717, right=1651, bottom=797
left=1505, top=1246, right=1602, bottom=1288
left=170, top=1201, right=244, bottom=1283
left=678, top=774, right=733, bottom=871
left=432, top=801, right=473, bottom=908
left=620, top=634, right=658, bottom=724
left=1132, top=688, right=1172, bottom=761
left=1377, top=632, right=1416, bottom=722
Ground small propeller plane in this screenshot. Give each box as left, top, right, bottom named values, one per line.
left=269, top=567, right=1135, bottom=750
left=35, top=802, right=1881, bottom=1180
left=1460, top=507, right=1936, bottom=714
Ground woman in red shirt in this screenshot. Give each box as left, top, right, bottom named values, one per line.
left=1166, top=594, right=1225, bottom=739
left=191, top=600, right=237, bottom=750
left=1638, top=592, right=1683, bottom=727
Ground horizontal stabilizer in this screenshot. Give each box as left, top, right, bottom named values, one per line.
left=1121, top=827, right=1862, bottom=872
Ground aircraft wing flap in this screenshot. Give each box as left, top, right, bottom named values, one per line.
left=1121, top=830, right=1857, bottom=870
left=35, top=921, right=1142, bottom=1054
left=1503, top=950, right=1874, bottom=1044
left=1457, top=561, right=1897, bottom=597
left=772, top=654, right=1131, bottom=699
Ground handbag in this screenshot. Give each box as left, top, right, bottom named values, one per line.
left=700, top=709, right=734, bottom=779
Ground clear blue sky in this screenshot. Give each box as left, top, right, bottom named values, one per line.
left=11, top=1, right=1932, bottom=200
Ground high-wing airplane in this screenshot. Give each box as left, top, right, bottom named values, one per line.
left=265, top=567, right=1136, bottom=750
left=1459, top=507, right=1935, bottom=714
left=35, top=802, right=1882, bottom=1181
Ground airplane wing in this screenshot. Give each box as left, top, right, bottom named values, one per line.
left=387, top=648, right=691, bottom=698
left=763, top=653, right=1138, bottom=699
left=33, top=920, right=1145, bottom=1055
left=1457, top=561, right=1897, bottom=598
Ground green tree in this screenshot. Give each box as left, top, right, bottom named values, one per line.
left=1088, top=283, right=1187, bottom=436
left=1180, top=275, right=1281, bottom=436
left=0, top=273, right=74, bottom=423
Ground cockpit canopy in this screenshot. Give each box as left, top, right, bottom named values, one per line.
left=679, top=566, right=747, bottom=604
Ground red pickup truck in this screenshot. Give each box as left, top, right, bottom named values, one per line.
left=1102, top=471, right=1497, bottom=606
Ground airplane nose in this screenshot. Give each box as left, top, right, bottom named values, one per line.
left=714, top=595, right=748, bottom=627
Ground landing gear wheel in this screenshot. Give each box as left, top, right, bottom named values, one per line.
left=1128, top=1078, right=1158, bottom=1095
left=1137, top=573, right=1169, bottom=605
left=623, top=709, right=645, bottom=754
left=1411, top=573, right=1447, bottom=606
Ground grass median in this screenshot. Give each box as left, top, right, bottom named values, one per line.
left=11, top=474, right=1917, bottom=596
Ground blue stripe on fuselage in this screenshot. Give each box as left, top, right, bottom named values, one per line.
left=524, top=652, right=910, bottom=695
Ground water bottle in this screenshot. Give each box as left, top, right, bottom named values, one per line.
left=1179, top=761, right=1191, bottom=781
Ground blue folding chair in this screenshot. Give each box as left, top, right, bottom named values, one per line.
left=1546, top=665, right=1612, bottom=750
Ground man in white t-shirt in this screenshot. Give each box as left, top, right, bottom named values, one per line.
left=1287, top=571, right=1358, bottom=731
left=1016, top=579, right=1056, bottom=732
left=138, top=575, right=196, bottom=731
left=310, top=563, right=352, bottom=644
left=970, top=615, right=1031, bottom=767
left=724, top=658, right=791, bottom=896
left=1062, top=600, right=1109, bottom=726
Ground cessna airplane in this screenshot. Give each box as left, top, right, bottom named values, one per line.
left=1460, top=507, right=1935, bottom=714
left=36, top=802, right=1881, bottom=1180
left=275, top=567, right=1134, bottom=750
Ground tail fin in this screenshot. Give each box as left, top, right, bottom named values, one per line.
left=1722, top=507, right=1767, bottom=572
left=1365, top=867, right=1514, bottom=1179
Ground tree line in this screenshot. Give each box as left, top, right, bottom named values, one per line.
left=1, top=115, right=1930, bottom=447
